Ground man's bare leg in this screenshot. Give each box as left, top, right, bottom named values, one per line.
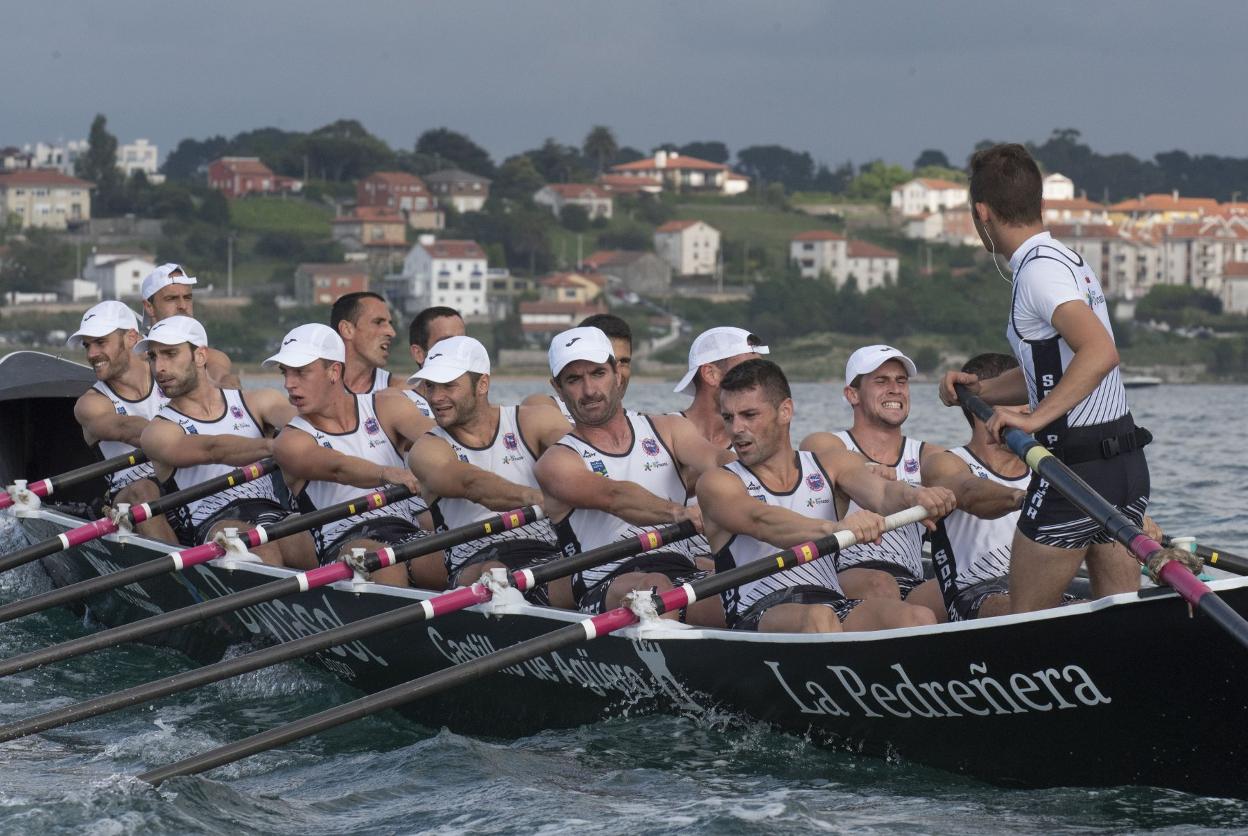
left=976, top=593, right=1012, bottom=619
left=841, top=598, right=937, bottom=631
left=1009, top=529, right=1086, bottom=613
left=1084, top=541, right=1141, bottom=598
left=758, top=602, right=842, bottom=633
left=276, top=531, right=317, bottom=571
left=838, top=567, right=901, bottom=600
left=904, top=578, right=948, bottom=623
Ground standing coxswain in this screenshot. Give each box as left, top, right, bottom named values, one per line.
left=138, top=316, right=315, bottom=569
left=140, top=263, right=238, bottom=387
left=68, top=300, right=175, bottom=541
left=698, top=359, right=950, bottom=632
left=672, top=326, right=769, bottom=449
left=332, top=292, right=402, bottom=395
left=940, top=143, right=1148, bottom=613
left=268, top=323, right=442, bottom=588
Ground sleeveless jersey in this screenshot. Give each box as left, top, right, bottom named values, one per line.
left=928, top=447, right=1027, bottom=607
left=156, top=389, right=280, bottom=527
left=553, top=412, right=691, bottom=589
left=714, top=452, right=844, bottom=622
left=402, top=388, right=434, bottom=418
left=90, top=378, right=166, bottom=491
left=348, top=368, right=390, bottom=395
left=286, top=393, right=428, bottom=551
left=832, top=430, right=926, bottom=579
left=1008, top=231, right=1128, bottom=446
left=427, top=405, right=556, bottom=570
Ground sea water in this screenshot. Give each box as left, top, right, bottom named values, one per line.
left=0, top=383, right=1245, bottom=834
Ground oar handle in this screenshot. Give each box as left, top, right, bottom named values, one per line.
left=0, top=450, right=151, bottom=510
left=240, top=484, right=413, bottom=549
left=520, top=520, right=697, bottom=589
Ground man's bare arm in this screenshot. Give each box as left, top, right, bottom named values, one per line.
left=74, top=392, right=149, bottom=447
left=409, top=434, right=542, bottom=510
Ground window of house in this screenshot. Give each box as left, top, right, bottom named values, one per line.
left=469, top=281, right=481, bottom=290
left=437, top=281, right=450, bottom=290
left=454, top=281, right=465, bottom=290
left=316, top=277, right=330, bottom=288
left=338, top=278, right=351, bottom=287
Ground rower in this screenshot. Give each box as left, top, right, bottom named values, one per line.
left=534, top=326, right=729, bottom=625
left=404, top=305, right=465, bottom=419
left=523, top=313, right=633, bottom=422
left=332, top=292, right=401, bottom=395
left=800, top=345, right=947, bottom=617
left=137, top=316, right=315, bottom=569
left=407, top=336, right=574, bottom=604
left=268, top=323, right=442, bottom=588
left=673, top=326, right=769, bottom=448
left=140, top=263, right=238, bottom=387
left=699, top=359, right=949, bottom=632
left=68, top=300, right=175, bottom=541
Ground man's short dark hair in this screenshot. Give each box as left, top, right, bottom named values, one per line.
left=409, top=306, right=462, bottom=350
left=960, top=352, right=1020, bottom=427
left=579, top=313, right=631, bottom=345
left=330, top=292, right=387, bottom=330
left=719, top=358, right=791, bottom=407
left=968, top=143, right=1043, bottom=225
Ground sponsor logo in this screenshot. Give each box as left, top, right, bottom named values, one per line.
left=746, top=481, right=762, bottom=491
left=283, top=337, right=297, bottom=345
left=427, top=351, right=443, bottom=361
left=230, top=405, right=245, bottom=419
left=642, top=460, right=669, bottom=472
left=641, top=437, right=660, bottom=457
left=501, top=453, right=525, bottom=466
left=322, top=441, right=333, bottom=449
left=590, top=459, right=608, bottom=476
left=364, top=417, right=381, bottom=435
left=115, top=405, right=127, bottom=415
left=458, top=453, right=470, bottom=463
left=564, top=336, right=582, bottom=347
left=83, top=313, right=97, bottom=321
left=1085, top=289, right=1105, bottom=308
left=581, top=449, right=595, bottom=458
left=503, top=432, right=518, bottom=450
left=806, top=496, right=830, bottom=507
left=904, top=458, right=919, bottom=475
left=806, top=472, right=825, bottom=492
left=750, top=494, right=766, bottom=502
left=180, top=420, right=199, bottom=435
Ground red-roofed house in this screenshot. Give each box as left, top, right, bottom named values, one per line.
left=518, top=300, right=609, bottom=340
left=331, top=207, right=408, bottom=251
left=357, top=171, right=444, bottom=229
left=1043, top=197, right=1110, bottom=226
left=581, top=250, right=671, bottom=296
left=207, top=157, right=301, bottom=199
left=595, top=173, right=663, bottom=196
left=538, top=271, right=605, bottom=305
left=846, top=241, right=900, bottom=289
left=608, top=151, right=745, bottom=194
left=654, top=219, right=720, bottom=276
left=533, top=184, right=614, bottom=220
left=789, top=229, right=847, bottom=279
left=890, top=178, right=969, bottom=218
left=0, top=168, right=93, bottom=229
left=1109, top=192, right=1221, bottom=224
left=295, top=263, right=371, bottom=306
left=396, top=235, right=490, bottom=316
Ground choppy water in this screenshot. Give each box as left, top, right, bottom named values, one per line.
left=1, top=382, right=1245, bottom=834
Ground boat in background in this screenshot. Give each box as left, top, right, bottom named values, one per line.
left=1122, top=375, right=1163, bottom=389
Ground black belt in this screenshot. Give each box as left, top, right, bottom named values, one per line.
left=1056, top=426, right=1152, bottom=464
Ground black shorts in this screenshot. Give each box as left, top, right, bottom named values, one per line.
left=574, top=551, right=707, bottom=615
left=732, top=584, right=863, bottom=631
left=1017, top=416, right=1150, bottom=550
left=447, top=538, right=562, bottom=606
left=947, top=576, right=1010, bottom=622
left=319, top=516, right=424, bottom=565
left=839, top=560, right=924, bottom=600
left=176, top=498, right=287, bottom=548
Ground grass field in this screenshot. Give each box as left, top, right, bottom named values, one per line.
left=672, top=203, right=843, bottom=273
left=229, top=196, right=334, bottom=235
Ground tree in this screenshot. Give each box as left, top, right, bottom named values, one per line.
left=162, top=135, right=230, bottom=181
left=199, top=190, right=230, bottom=227
left=493, top=155, right=546, bottom=202
left=736, top=145, right=815, bottom=192
left=77, top=114, right=123, bottom=214
left=415, top=128, right=496, bottom=178
left=296, top=119, right=395, bottom=181
left=559, top=204, right=590, bottom=232
left=525, top=138, right=590, bottom=184
left=812, top=161, right=855, bottom=194
left=913, top=149, right=950, bottom=170
left=612, top=146, right=645, bottom=166
left=583, top=126, right=618, bottom=174
left=846, top=160, right=911, bottom=204
left=0, top=229, right=76, bottom=296
left=678, top=141, right=730, bottom=164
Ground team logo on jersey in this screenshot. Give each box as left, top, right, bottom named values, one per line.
left=182, top=423, right=198, bottom=435
left=503, top=432, right=518, bottom=450
left=458, top=453, right=470, bottom=463
left=364, top=417, right=381, bottom=435
left=806, top=472, right=825, bottom=492
left=904, top=458, right=919, bottom=475
left=590, top=459, right=608, bottom=476
left=502, top=453, right=524, bottom=465
left=230, top=405, right=245, bottom=420
left=581, top=449, right=594, bottom=458
left=641, top=438, right=660, bottom=457
left=115, top=405, right=127, bottom=415
left=746, top=481, right=762, bottom=491
left=322, top=441, right=333, bottom=449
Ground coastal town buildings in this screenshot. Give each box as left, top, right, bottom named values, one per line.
left=533, top=184, right=613, bottom=220
left=424, top=169, right=491, bottom=213
left=607, top=151, right=745, bottom=195
left=654, top=219, right=720, bottom=276
left=356, top=171, right=444, bottom=229
left=0, top=169, right=92, bottom=229
left=207, top=157, right=301, bottom=199
left=890, top=178, right=968, bottom=218
left=788, top=231, right=900, bottom=289
left=392, top=236, right=491, bottom=316
left=84, top=252, right=157, bottom=299
left=295, top=262, right=371, bottom=306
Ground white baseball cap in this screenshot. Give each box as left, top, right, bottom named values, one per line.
left=134, top=315, right=209, bottom=353
left=673, top=326, right=769, bottom=395
left=67, top=301, right=141, bottom=347
left=263, top=323, right=346, bottom=368
left=408, top=335, right=490, bottom=383
left=548, top=326, right=614, bottom=377
left=141, top=263, right=197, bottom=301
left=844, top=344, right=917, bottom=388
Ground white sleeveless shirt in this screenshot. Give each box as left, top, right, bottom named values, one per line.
left=715, top=452, right=845, bottom=622
left=929, top=447, right=1027, bottom=600
left=90, top=378, right=166, bottom=491
left=286, top=393, right=427, bottom=551
left=401, top=388, right=434, bottom=418
left=832, top=430, right=926, bottom=579
left=427, top=405, right=556, bottom=570
left=553, top=412, right=692, bottom=589
left=155, top=389, right=281, bottom=527
left=348, top=367, right=391, bottom=395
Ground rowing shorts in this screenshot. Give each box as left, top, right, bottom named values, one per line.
left=447, top=538, right=562, bottom=606
left=178, top=498, right=287, bottom=548
left=318, top=516, right=424, bottom=565
left=946, top=576, right=1010, bottom=622
left=840, top=559, right=924, bottom=600
left=1017, top=415, right=1150, bottom=550
left=731, top=584, right=863, bottom=631
left=575, top=551, right=708, bottom=615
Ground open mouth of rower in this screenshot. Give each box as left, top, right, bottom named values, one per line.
left=881, top=400, right=904, bottom=410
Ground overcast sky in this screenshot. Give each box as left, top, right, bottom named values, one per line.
left=6, top=0, right=1244, bottom=170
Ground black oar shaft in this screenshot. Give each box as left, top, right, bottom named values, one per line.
left=0, top=450, right=151, bottom=510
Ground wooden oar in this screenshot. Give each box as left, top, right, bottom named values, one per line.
left=0, top=460, right=277, bottom=576
left=0, top=485, right=414, bottom=624
left=0, top=450, right=151, bottom=511
left=0, top=506, right=544, bottom=679
left=956, top=386, right=1248, bottom=649
left=0, top=521, right=696, bottom=743
left=137, top=507, right=928, bottom=786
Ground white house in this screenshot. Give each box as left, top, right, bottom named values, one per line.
left=1043, top=172, right=1075, bottom=201
left=789, top=230, right=847, bottom=279
left=1223, top=262, right=1248, bottom=314
left=395, top=236, right=490, bottom=316
left=84, top=253, right=158, bottom=300
left=890, top=178, right=969, bottom=218
left=608, top=151, right=744, bottom=195
left=533, top=184, right=614, bottom=220
left=845, top=241, right=900, bottom=290
left=117, top=139, right=164, bottom=184
left=654, top=219, right=720, bottom=276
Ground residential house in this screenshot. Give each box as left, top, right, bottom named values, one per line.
left=518, top=300, right=608, bottom=343
left=207, top=157, right=302, bottom=199
left=533, top=184, right=614, bottom=220
left=595, top=173, right=662, bottom=196
left=845, top=241, right=900, bottom=290
left=607, top=151, right=744, bottom=195
left=1043, top=197, right=1110, bottom=226
left=790, top=230, right=847, bottom=280
left=393, top=236, right=490, bottom=316
left=1222, top=262, right=1248, bottom=314
left=424, top=169, right=491, bottom=213
left=902, top=207, right=979, bottom=247
left=654, top=219, right=720, bottom=276
left=0, top=169, right=92, bottom=230
left=0, top=146, right=34, bottom=170
left=84, top=252, right=157, bottom=300
left=1043, top=173, right=1075, bottom=201
left=538, top=272, right=605, bottom=305
left=582, top=250, right=671, bottom=296
left=117, top=139, right=163, bottom=183
left=331, top=207, right=408, bottom=251
left=295, top=263, right=371, bottom=306
left=357, top=171, right=443, bottom=229
left=890, top=178, right=969, bottom=218
left=60, top=278, right=102, bottom=302
left=20, top=140, right=87, bottom=175
left=1108, top=192, right=1220, bottom=225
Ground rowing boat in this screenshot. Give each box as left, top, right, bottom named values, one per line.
left=2, top=350, right=1246, bottom=799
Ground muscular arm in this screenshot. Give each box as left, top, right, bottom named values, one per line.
left=141, top=417, right=272, bottom=469
left=823, top=449, right=956, bottom=522
left=799, top=430, right=847, bottom=458
left=205, top=348, right=240, bottom=389
left=535, top=444, right=690, bottom=528
left=922, top=450, right=1025, bottom=519
left=408, top=433, right=542, bottom=510
left=654, top=413, right=734, bottom=488
left=1025, top=299, right=1120, bottom=427
left=696, top=466, right=841, bottom=551
left=242, top=388, right=296, bottom=436
left=517, top=402, right=579, bottom=457
left=375, top=388, right=435, bottom=448
left=274, top=426, right=413, bottom=490
left=74, top=391, right=149, bottom=447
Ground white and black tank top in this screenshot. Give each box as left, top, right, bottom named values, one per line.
left=928, top=447, right=1027, bottom=614
left=155, top=389, right=280, bottom=527
left=832, top=430, right=925, bottom=579
left=286, top=393, right=427, bottom=551
left=427, top=405, right=555, bottom=571
left=1007, top=231, right=1128, bottom=446
left=553, top=412, right=692, bottom=589
left=402, top=388, right=434, bottom=418
left=714, top=452, right=844, bottom=622
left=90, top=378, right=166, bottom=491
left=346, top=367, right=391, bottom=395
